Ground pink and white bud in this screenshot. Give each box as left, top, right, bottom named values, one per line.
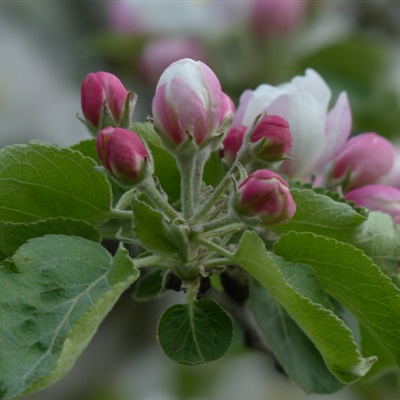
left=235, top=169, right=296, bottom=226
left=96, top=126, right=151, bottom=183
left=250, top=115, right=292, bottom=161
left=346, top=184, right=400, bottom=223
left=332, top=133, right=395, bottom=191
left=152, top=58, right=225, bottom=147
left=139, top=38, right=206, bottom=85
left=220, top=126, right=247, bottom=163
left=250, top=0, right=308, bottom=38
left=81, top=72, right=128, bottom=130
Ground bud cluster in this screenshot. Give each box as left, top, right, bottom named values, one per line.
left=79, top=58, right=299, bottom=285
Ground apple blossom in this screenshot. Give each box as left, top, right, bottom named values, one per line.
left=233, top=69, right=351, bottom=179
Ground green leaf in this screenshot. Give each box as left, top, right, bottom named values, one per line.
left=132, top=269, right=165, bottom=302
left=70, top=139, right=99, bottom=163
left=233, top=231, right=375, bottom=383
left=0, top=235, right=139, bottom=399
left=132, top=198, right=187, bottom=258
left=274, top=232, right=400, bottom=367
left=157, top=299, right=233, bottom=365
left=345, top=211, right=400, bottom=262
left=273, top=189, right=400, bottom=263
left=0, top=143, right=112, bottom=224
left=0, top=217, right=101, bottom=259
left=133, top=122, right=180, bottom=203
left=273, top=188, right=366, bottom=236
left=250, top=278, right=344, bottom=394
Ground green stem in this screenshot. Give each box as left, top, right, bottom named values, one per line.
left=139, top=177, right=179, bottom=221
left=202, top=257, right=231, bottom=269
left=176, top=153, right=197, bottom=219
left=106, top=209, right=133, bottom=220
left=191, top=149, right=209, bottom=211
left=190, top=169, right=235, bottom=226
left=194, top=236, right=235, bottom=261
left=115, top=188, right=136, bottom=210
left=133, top=254, right=165, bottom=269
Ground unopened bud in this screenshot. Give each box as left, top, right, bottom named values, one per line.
left=220, top=126, right=246, bottom=164
left=96, top=127, right=152, bottom=183
left=152, top=58, right=225, bottom=150
left=81, top=71, right=128, bottom=131
left=235, top=169, right=296, bottom=226
left=250, top=115, right=292, bottom=161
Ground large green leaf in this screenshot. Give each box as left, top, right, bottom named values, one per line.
left=273, top=188, right=400, bottom=262
left=273, top=188, right=366, bottom=236
left=274, top=232, right=400, bottom=367
left=233, top=231, right=375, bottom=383
left=250, top=278, right=344, bottom=394
left=157, top=299, right=233, bottom=365
left=0, top=235, right=139, bottom=400
left=0, top=143, right=112, bottom=224
left=0, top=218, right=101, bottom=260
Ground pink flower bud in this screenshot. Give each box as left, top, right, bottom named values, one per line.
left=346, top=184, right=400, bottom=223
left=220, top=126, right=246, bottom=163
left=81, top=72, right=128, bottom=129
left=250, top=115, right=292, bottom=161
left=152, top=58, right=225, bottom=146
left=96, top=127, right=151, bottom=183
left=332, top=133, right=395, bottom=191
left=236, top=169, right=296, bottom=226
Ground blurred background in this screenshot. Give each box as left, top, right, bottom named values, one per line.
left=1, top=1, right=400, bottom=399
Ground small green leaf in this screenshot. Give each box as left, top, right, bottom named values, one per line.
left=0, top=143, right=112, bottom=224
left=132, top=269, right=165, bottom=302
left=0, top=235, right=139, bottom=399
left=0, top=218, right=101, bottom=260
left=233, top=231, right=375, bottom=383
left=132, top=198, right=187, bottom=257
left=274, top=232, right=400, bottom=367
left=250, top=278, right=344, bottom=394
left=157, top=299, right=233, bottom=365
left=132, top=198, right=177, bottom=255
left=133, top=122, right=180, bottom=203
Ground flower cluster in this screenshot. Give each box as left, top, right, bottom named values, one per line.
left=80, top=58, right=400, bottom=227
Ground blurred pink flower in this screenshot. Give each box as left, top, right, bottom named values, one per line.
left=251, top=0, right=308, bottom=38
left=346, top=184, right=400, bottom=223
left=139, top=38, right=205, bottom=84
left=233, top=69, right=351, bottom=179
left=332, top=133, right=395, bottom=191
